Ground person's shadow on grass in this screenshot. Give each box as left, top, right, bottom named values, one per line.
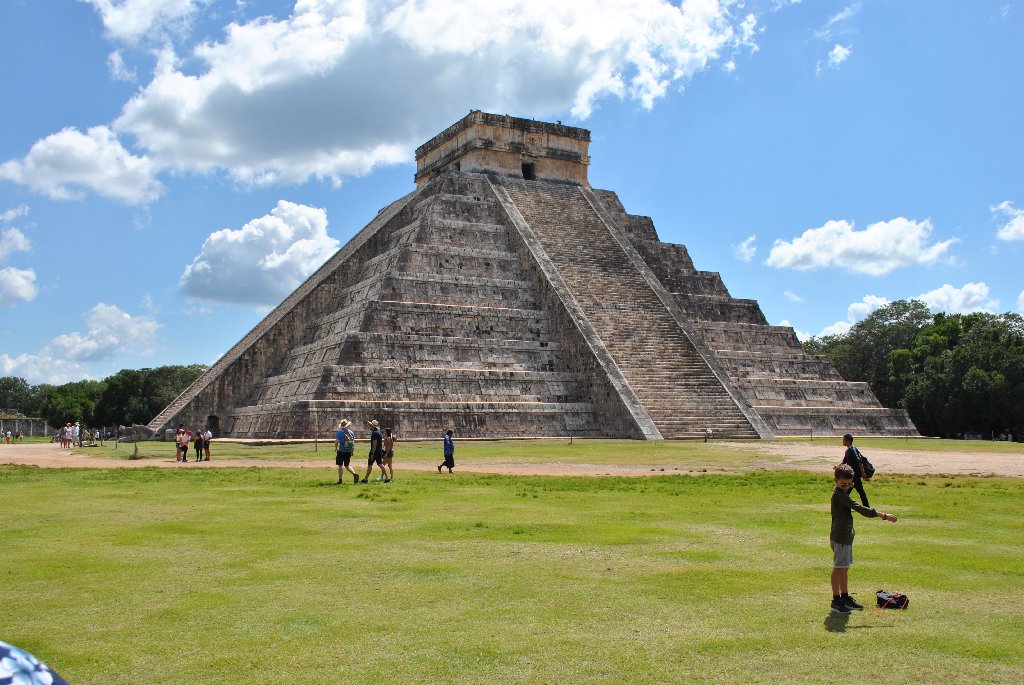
left=824, top=612, right=851, bottom=632
left=825, top=612, right=894, bottom=632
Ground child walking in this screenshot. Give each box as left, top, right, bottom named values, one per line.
left=830, top=463, right=898, bottom=613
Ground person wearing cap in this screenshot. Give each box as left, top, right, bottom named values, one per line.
left=361, top=419, right=385, bottom=483
left=334, top=419, right=358, bottom=484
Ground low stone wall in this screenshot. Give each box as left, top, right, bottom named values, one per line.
left=0, top=417, right=51, bottom=437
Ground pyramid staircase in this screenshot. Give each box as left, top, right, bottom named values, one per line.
left=495, top=178, right=762, bottom=439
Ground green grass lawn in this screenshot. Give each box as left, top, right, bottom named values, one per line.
left=1, top=466, right=1021, bottom=684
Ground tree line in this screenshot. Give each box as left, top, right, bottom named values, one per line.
left=803, top=300, right=1024, bottom=439
left=0, top=365, right=206, bottom=430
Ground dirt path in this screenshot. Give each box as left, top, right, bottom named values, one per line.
left=726, top=441, right=1024, bottom=478
left=3, top=441, right=1022, bottom=477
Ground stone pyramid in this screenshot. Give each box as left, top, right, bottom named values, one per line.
left=149, top=111, right=917, bottom=440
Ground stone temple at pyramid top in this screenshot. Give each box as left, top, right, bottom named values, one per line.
left=414, top=110, right=592, bottom=187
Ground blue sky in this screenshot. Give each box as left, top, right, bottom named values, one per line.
left=1, top=0, right=1021, bottom=384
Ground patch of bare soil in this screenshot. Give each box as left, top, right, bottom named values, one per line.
left=721, top=441, right=1024, bottom=478
left=2, top=441, right=1022, bottom=477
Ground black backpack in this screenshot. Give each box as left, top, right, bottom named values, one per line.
left=876, top=590, right=909, bottom=609
left=854, top=447, right=876, bottom=480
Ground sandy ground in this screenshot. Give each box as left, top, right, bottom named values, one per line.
left=2, top=441, right=1022, bottom=477
left=736, top=441, right=1024, bottom=478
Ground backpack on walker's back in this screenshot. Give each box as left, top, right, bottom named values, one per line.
left=854, top=447, right=876, bottom=479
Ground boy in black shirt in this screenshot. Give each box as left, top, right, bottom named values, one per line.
left=830, top=463, right=898, bottom=613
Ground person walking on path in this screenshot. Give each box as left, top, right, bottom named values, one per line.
left=362, top=420, right=385, bottom=483
left=438, top=429, right=455, bottom=473
left=829, top=463, right=898, bottom=614
left=380, top=428, right=395, bottom=482
left=841, top=433, right=870, bottom=507
left=334, top=419, right=358, bottom=484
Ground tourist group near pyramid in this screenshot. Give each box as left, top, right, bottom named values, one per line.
left=149, top=111, right=917, bottom=440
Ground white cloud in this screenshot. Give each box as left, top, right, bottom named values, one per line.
left=816, top=294, right=889, bottom=338
left=50, top=303, right=162, bottom=361
left=766, top=217, right=956, bottom=275
left=916, top=282, right=999, bottom=315
left=0, top=267, right=39, bottom=306
left=816, top=43, right=852, bottom=75
left=846, top=294, right=890, bottom=322
left=783, top=290, right=803, bottom=303
left=1017, top=289, right=1024, bottom=312
left=0, top=350, right=91, bottom=385
left=1, top=228, right=32, bottom=257
left=732, top=234, right=757, bottom=262
left=1, top=205, right=29, bottom=223
left=991, top=200, right=1024, bottom=240
left=0, top=126, right=162, bottom=204
left=829, top=43, right=852, bottom=67
left=80, top=0, right=203, bottom=44
left=109, top=0, right=756, bottom=186
left=815, top=2, right=861, bottom=39
left=180, top=200, right=339, bottom=305
left=107, top=49, right=138, bottom=82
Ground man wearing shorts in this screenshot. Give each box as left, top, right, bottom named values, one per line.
left=334, top=419, right=358, bottom=484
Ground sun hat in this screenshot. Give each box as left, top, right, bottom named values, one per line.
left=367, top=419, right=380, bottom=428
left=339, top=419, right=351, bottom=427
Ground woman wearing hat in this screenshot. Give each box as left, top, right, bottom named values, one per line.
left=334, top=419, right=358, bottom=484
left=361, top=419, right=386, bottom=483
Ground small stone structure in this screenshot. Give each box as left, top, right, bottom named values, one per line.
left=0, top=415, right=50, bottom=437
left=149, top=111, right=917, bottom=439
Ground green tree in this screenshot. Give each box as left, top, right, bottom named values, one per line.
left=40, top=380, right=106, bottom=428
left=91, top=364, right=207, bottom=427
left=142, top=364, right=206, bottom=420
left=0, top=376, right=32, bottom=413
left=94, top=369, right=149, bottom=427
left=902, top=313, right=1024, bottom=438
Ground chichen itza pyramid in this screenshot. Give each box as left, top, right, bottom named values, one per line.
left=149, top=111, right=917, bottom=440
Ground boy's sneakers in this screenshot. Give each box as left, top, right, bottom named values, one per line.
left=830, top=599, right=852, bottom=614
left=352, top=473, right=359, bottom=483
left=842, top=596, right=864, bottom=611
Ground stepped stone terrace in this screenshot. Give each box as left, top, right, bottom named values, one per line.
left=149, top=111, right=917, bottom=440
